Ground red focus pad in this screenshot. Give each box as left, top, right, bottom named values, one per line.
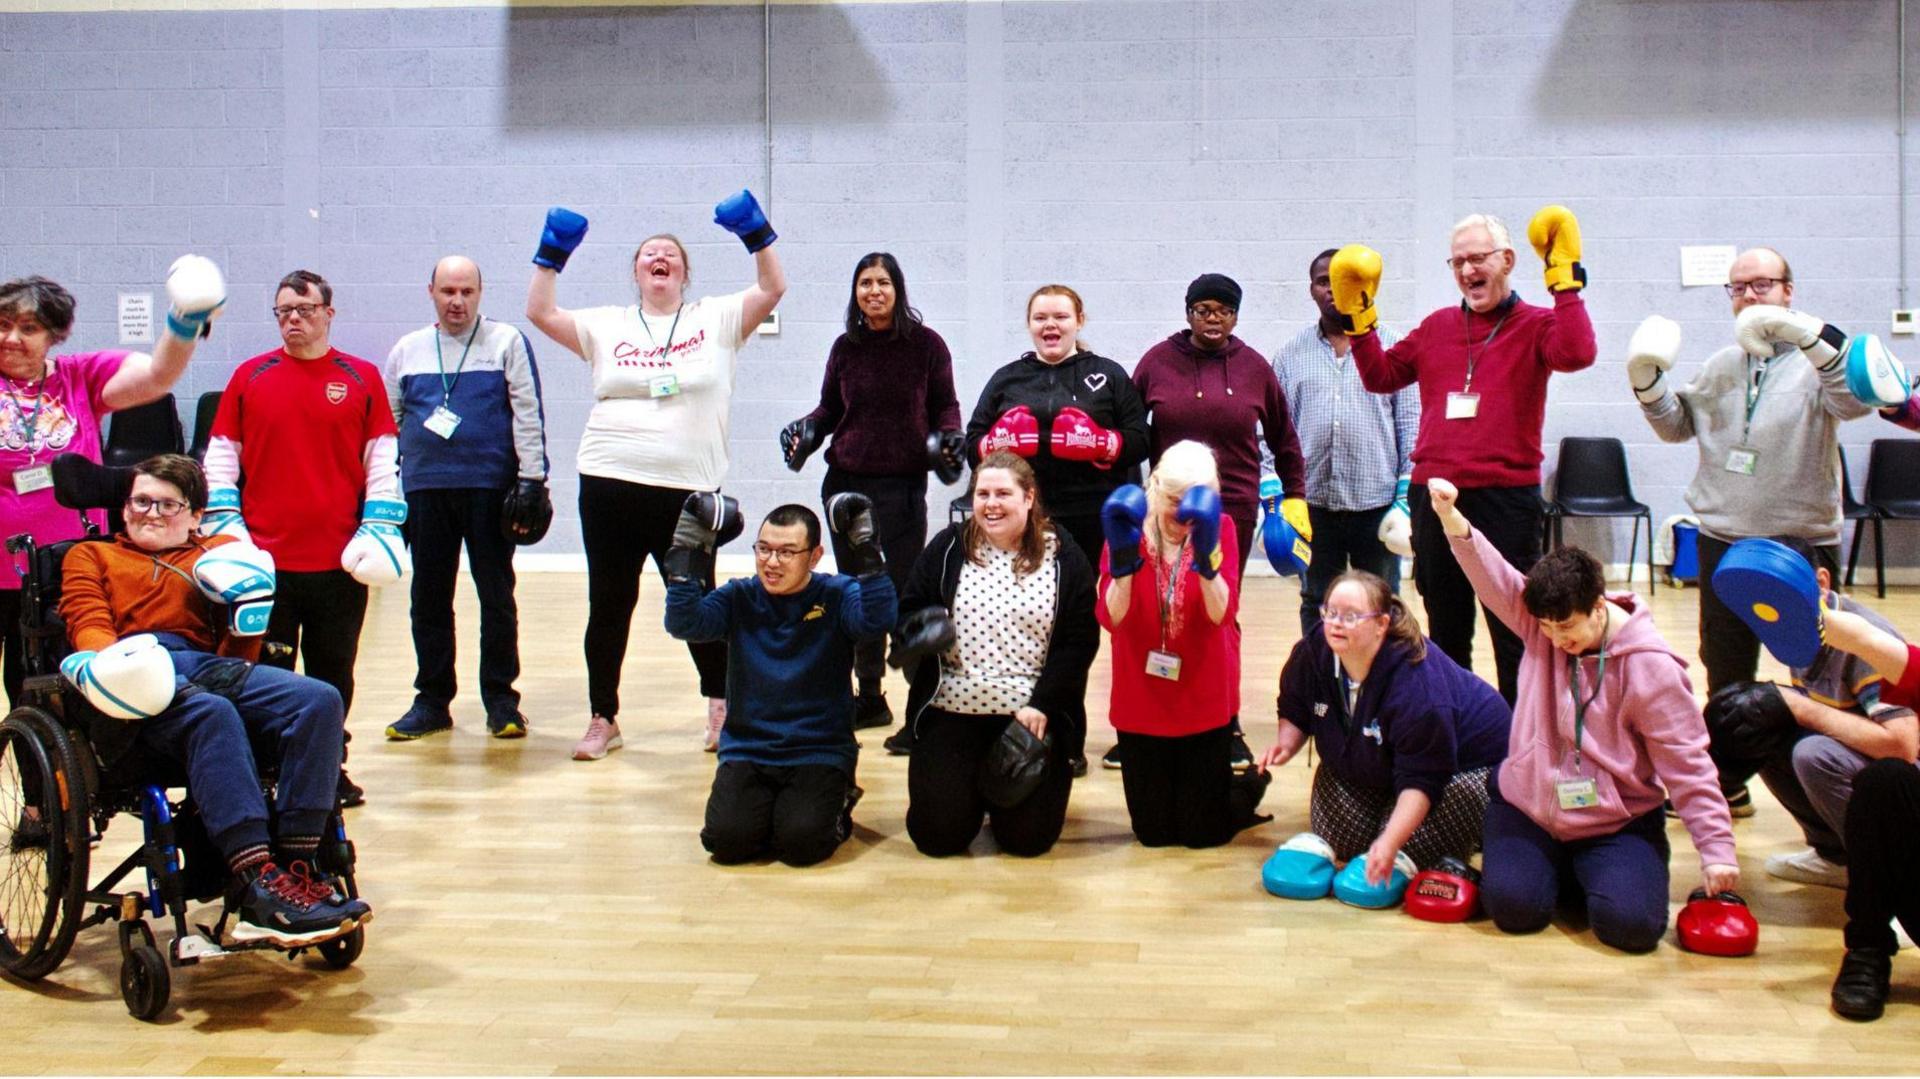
left=1404, top=856, right=1481, bottom=923
left=981, top=405, right=1041, bottom=458
left=1677, top=889, right=1758, bottom=957
left=1049, top=405, right=1120, bottom=466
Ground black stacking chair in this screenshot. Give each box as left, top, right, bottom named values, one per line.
left=187, top=391, right=222, bottom=462
left=1546, top=437, right=1655, bottom=593
left=1840, top=445, right=1882, bottom=595
left=1861, top=439, right=1920, bottom=599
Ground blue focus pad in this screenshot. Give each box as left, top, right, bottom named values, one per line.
left=1710, top=538, right=1823, bottom=669
left=1332, top=850, right=1418, bottom=909
left=1842, top=333, right=1912, bottom=408
left=1261, top=832, right=1336, bottom=900
left=1261, top=511, right=1310, bottom=577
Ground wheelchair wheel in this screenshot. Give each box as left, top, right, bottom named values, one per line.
left=317, top=925, right=363, bottom=970
left=120, top=941, right=169, bottom=1021
left=0, top=711, right=86, bottom=981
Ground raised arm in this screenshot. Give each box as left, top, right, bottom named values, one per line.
left=524, top=208, right=589, bottom=358
left=100, top=255, right=225, bottom=411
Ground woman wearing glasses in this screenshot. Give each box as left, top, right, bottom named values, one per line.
left=1130, top=272, right=1309, bottom=772
left=0, top=263, right=221, bottom=707
left=894, top=451, right=1099, bottom=857
left=524, top=195, right=786, bottom=760
left=1264, top=571, right=1510, bottom=882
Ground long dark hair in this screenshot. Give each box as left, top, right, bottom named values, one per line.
left=963, top=451, right=1053, bottom=578
left=1327, top=569, right=1426, bottom=664
left=845, top=252, right=923, bottom=342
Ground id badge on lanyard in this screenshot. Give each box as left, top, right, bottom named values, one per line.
left=1555, top=646, right=1606, bottom=810
left=1145, top=539, right=1186, bottom=681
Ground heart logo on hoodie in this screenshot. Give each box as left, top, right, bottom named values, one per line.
left=1084, top=372, right=1107, bottom=392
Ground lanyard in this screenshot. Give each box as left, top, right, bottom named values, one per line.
left=1460, top=297, right=1515, bottom=393
left=1741, top=354, right=1772, bottom=443
left=1152, top=532, right=1187, bottom=650
left=1333, top=654, right=1359, bottom=735
left=637, top=304, right=684, bottom=358
left=1564, top=607, right=1611, bottom=767
left=433, top=319, right=482, bottom=402
left=5, top=370, right=49, bottom=455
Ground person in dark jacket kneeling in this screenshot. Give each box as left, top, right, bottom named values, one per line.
left=1265, top=570, right=1511, bottom=882
left=897, top=451, right=1100, bottom=857
left=666, top=495, right=897, bottom=867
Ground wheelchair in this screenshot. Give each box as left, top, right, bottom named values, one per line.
left=1, top=470, right=364, bottom=1021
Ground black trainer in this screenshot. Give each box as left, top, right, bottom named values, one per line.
left=883, top=726, right=914, bottom=756
left=1832, top=947, right=1893, bottom=1021
left=1069, top=756, right=1088, bottom=778
left=336, top=771, right=365, bottom=809
left=1101, top=744, right=1124, bottom=770
left=487, top=707, right=528, bottom=739
left=1228, top=731, right=1256, bottom=773
left=229, top=862, right=366, bottom=948
left=853, top=693, right=893, bottom=731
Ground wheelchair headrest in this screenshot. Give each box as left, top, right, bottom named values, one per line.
left=52, top=453, right=135, bottom=512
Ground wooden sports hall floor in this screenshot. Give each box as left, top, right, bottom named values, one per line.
left=3, top=570, right=1918, bottom=1076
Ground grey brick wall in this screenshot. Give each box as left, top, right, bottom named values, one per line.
left=3, top=0, right=1916, bottom=573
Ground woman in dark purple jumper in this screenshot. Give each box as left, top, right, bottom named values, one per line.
left=781, top=253, right=962, bottom=733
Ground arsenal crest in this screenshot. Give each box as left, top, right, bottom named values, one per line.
left=326, top=382, right=348, bottom=404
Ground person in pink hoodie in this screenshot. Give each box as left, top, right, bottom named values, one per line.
left=1428, top=478, right=1737, bottom=952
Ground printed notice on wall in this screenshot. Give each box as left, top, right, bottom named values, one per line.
left=118, top=293, right=153, bottom=345
left=1679, top=245, right=1737, bottom=288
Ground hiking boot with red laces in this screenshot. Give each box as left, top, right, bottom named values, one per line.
left=229, top=861, right=364, bottom=948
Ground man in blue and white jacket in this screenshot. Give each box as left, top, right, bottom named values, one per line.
left=384, top=255, right=549, bottom=740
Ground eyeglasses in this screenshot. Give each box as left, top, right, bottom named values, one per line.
left=126, top=495, right=189, bottom=518
left=271, top=303, right=326, bottom=322
left=752, top=543, right=808, bottom=564
left=1319, top=606, right=1384, bottom=628
left=1445, top=250, right=1507, bottom=272
left=1187, top=305, right=1238, bottom=322
left=1724, top=278, right=1785, bottom=298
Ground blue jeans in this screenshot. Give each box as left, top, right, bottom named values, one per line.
left=138, top=646, right=345, bottom=860
left=1479, top=771, right=1672, bottom=953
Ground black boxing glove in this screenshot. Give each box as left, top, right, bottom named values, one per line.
left=826, top=492, right=885, bottom=578
left=663, top=492, right=744, bottom=586
left=500, top=478, right=554, bottom=546
left=781, top=416, right=824, bottom=472
left=926, top=429, right=965, bottom=485
left=1703, top=680, right=1798, bottom=787
left=889, top=606, right=956, bottom=671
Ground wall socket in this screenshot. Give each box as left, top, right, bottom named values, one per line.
left=1894, top=309, right=1918, bottom=336
left=756, top=311, right=780, bottom=336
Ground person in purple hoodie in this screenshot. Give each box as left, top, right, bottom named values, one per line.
left=1264, top=570, right=1511, bottom=882
left=1429, top=478, right=1738, bottom=953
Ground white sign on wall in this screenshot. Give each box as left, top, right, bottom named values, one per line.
left=1679, top=245, right=1738, bottom=288
left=118, top=293, right=153, bottom=345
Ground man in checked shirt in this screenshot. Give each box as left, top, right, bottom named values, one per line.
left=1263, top=248, right=1420, bottom=637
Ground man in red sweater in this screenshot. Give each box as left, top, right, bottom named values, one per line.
left=1331, top=208, right=1597, bottom=703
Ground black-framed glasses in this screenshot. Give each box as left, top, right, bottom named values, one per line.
left=1319, top=606, right=1383, bottom=628
left=1446, top=250, right=1506, bottom=272
left=1725, top=278, right=1785, bottom=298
left=752, top=543, right=807, bottom=564
left=271, top=303, right=325, bottom=322
left=1187, top=304, right=1238, bottom=322
left=127, top=495, right=189, bottom=518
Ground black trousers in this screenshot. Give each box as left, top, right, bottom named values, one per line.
left=701, top=760, right=853, bottom=867
left=1116, top=724, right=1269, bottom=849
left=263, top=569, right=370, bottom=719
left=1696, top=533, right=1840, bottom=696
left=1843, top=758, right=1920, bottom=952
left=1300, top=503, right=1395, bottom=638
left=407, top=487, right=520, bottom=713
left=1408, top=483, right=1542, bottom=705
left=821, top=467, right=926, bottom=694
left=578, top=474, right=727, bottom=716
left=906, top=708, right=1074, bottom=857
left=1, top=589, right=23, bottom=709
left=1053, top=511, right=1107, bottom=763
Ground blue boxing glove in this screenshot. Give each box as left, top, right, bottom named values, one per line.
left=1258, top=476, right=1309, bottom=577
left=1332, top=849, right=1418, bottom=909
left=1177, top=485, right=1224, bottom=579
left=713, top=189, right=777, bottom=253
left=1100, top=485, right=1148, bottom=579
left=533, top=207, right=589, bottom=272
left=1842, top=333, right=1913, bottom=408
left=340, top=499, right=411, bottom=587
left=1261, top=832, right=1336, bottom=901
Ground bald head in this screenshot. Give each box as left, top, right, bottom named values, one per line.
left=429, top=256, right=482, bottom=335
left=1727, top=247, right=1793, bottom=314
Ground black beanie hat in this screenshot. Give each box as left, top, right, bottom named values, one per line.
left=1185, top=273, right=1242, bottom=311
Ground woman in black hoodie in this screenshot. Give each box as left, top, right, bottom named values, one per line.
left=892, top=452, right=1100, bottom=857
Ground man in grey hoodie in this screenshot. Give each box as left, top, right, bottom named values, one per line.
left=1632, top=247, right=1870, bottom=814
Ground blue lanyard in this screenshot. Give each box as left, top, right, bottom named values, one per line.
left=6, top=370, right=49, bottom=457
left=433, top=319, right=481, bottom=403
left=1565, top=608, right=1611, bottom=766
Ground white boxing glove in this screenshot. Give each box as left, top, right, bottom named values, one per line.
left=1734, top=304, right=1844, bottom=369
left=193, top=540, right=276, bottom=637
left=340, top=499, right=410, bottom=587
left=60, top=634, right=177, bottom=721
left=1377, top=504, right=1412, bottom=558
left=201, top=485, right=250, bottom=542
left=1627, top=315, right=1681, bottom=404
left=164, top=254, right=226, bottom=341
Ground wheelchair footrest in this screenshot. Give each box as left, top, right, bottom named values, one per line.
left=173, top=930, right=230, bottom=964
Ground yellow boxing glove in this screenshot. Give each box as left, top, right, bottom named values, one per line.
left=1281, top=497, right=1313, bottom=543
left=1328, top=244, right=1383, bottom=336
left=1527, top=205, right=1585, bottom=293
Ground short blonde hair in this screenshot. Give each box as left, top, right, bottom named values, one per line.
left=1451, top=213, right=1513, bottom=252
left=1147, top=440, right=1220, bottom=516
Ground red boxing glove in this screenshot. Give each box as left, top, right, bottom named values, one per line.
left=1049, top=405, right=1121, bottom=467
left=981, top=405, right=1041, bottom=458
left=1676, top=889, right=1758, bottom=957
left=1404, top=857, right=1481, bottom=924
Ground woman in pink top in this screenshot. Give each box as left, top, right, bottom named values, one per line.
left=1095, top=439, right=1270, bottom=848
left=1429, top=478, right=1737, bottom=953
left=1, top=269, right=216, bottom=705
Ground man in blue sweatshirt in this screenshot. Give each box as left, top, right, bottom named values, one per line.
left=666, top=493, right=898, bottom=867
